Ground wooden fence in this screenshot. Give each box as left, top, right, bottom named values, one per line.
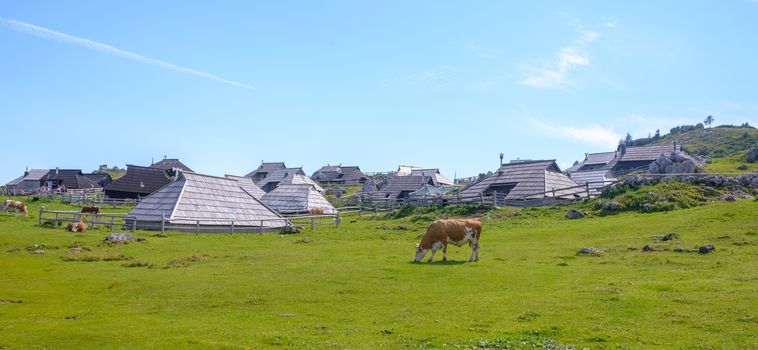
left=38, top=207, right=135, bottom=231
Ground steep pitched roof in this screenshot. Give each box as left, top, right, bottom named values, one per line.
left=151, top=158, right=193, bottom=172
left=584, top=152, right=617, bottom=165
left=225, top=175, right=266, bottom=199
left=5, top=175, right=24, bottom=186
left=396, top=165, right=421, bottom=176
left=82, top=173, right=112, bottom=187
left=409, top=168, right=454, bottom=186
left=256, top=168, right=324, bottom=192
left=104, top=164, right=171, bottom=195
left=459, top=160, right=581, bottom=199
left=620, top=144, right=681, bottom=162
left=312, top=165, right=368, bottom=183
left=128, top=172, right=285, bottom=227
left=23, top=169, right=51, bottom=181
left=261, top=184, right=336, bottom=214
left=245, top=162, right=287, bottom=178
left=373, top=175, right=435, bottom=199
left=42, top=169, right=98, bottom=189
left=569, top=170, right=617, bottom=195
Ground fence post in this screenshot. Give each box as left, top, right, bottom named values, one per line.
left=161, top=213, right=165, bottom=235
left=480, top=193, right=484, bottom=206
left=196, top=220, right=200, bottom=235
left=231, top=220, right=235, bottom=234
left=131, top=218, right=136, bottom=232
left=310, top=217, right=315, bottom=231
left=493, top=191, right=498, bottom=208
left=552, top=187, right=556, bottom=197
left=38, top=206, right=44, bottom=225
left=585, top=183, right=590, bottom=197
left=110, top=216, right=115, bottom=232
left=259, top=220, right=263, bottom=234
left=335, top=213, right=340, bottom=228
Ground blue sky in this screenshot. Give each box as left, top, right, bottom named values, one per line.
left=2, top=1, right=757, bottom=183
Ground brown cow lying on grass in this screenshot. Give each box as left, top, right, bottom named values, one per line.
left=81, top=206, right=100, bottom=215
left=2, top=200, right=28, bottom=216
left=66, top=221, right=86, bottom=232
left=309, top=207, right=325, bottom=215
left=414, top=219, right=481, bottom=263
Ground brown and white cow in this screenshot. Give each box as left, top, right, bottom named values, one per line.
left=414, top=219, right=481, bottom=263
left=2, top=200, right=28, bottom=216
left=66, top=221, right=86, bottom=232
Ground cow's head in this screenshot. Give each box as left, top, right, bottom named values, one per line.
left=414, top=243, right=428, bottom=262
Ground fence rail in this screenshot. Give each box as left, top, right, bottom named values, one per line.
left=38, top=207, right=134, bottom=231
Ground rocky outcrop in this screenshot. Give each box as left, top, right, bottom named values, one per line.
left=748, top=144, right=758, bottom=163
left=648, top=151, right=704, bottom=175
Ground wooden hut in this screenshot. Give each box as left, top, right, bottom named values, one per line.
left=459, top=160, right=582, bottom=202
left=612, top=144, right=682, bottom=173
left=409, top=168, right=454, bottom=186
left=256, top=168, right=323, bottom=193
left=311, top=165, right=368, bottom=184
left=128, top=171, right=286, bottom=232
left=150, top=158, right=193, bottom=172
left=103, top=164, right=173, bottom=199
left=245, top=162, right=287, bottom=183
left=41, top=169, right=101, bottom=190
left=372, top=175, right=438, bottom=201
left=261, top=184, right=337, bottom=215
left=4, top=169, right=49, bottom=195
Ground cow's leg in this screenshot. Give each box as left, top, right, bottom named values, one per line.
left=469, top=238, right=478, bottom=262
left=428, top=248, right=436, bottom=262
left=442, top=242, right=448, bottom=262
left=429, top=241, right=443, bottom=262
left=474, top=241, right=480, bottom=262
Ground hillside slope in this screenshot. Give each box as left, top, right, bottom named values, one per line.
left=650, top=125, right=758, bottom=173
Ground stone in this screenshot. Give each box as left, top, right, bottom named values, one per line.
left=603, top=202, right=622, bottom=211
left=698, top=245, right=716, bottom=254
left=566, top=209, right=583, bottom=219
left=578, top=247, right=598, bottom=255
left=723, top=196, right=736, bottom=202
left=673, top=247, right=686, bottom=253
left=104, top=233, right=133, bottom=242
left=32, top=249, right=45, bottom=254
left=747, top=145, right=758, bottom=163
left=642, top=245, right=653, bottom=252
left=660, top=232, right=680, bottom=241
left=136, top=238, right=146, bottom=242
left=737, top=164, right=749, bottom=170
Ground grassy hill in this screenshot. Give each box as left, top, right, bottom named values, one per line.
left=1, top=198, right=756, bottom=349
left=649, top=125, right=758, bottom=173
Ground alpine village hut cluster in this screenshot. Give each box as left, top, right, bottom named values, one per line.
left=4, top=141, right=698, bottom=232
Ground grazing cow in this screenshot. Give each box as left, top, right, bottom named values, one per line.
left=414, top=219, right=481, bottom=263
left=66, top=221, right=86, bottom=232
left=80, top=206, right=100, bottom=215
left=2, top=200, right=28, bottom=216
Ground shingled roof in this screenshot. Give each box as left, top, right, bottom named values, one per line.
left=103, top=165, right=172, bottom=197
left=409, top=168, right=454, bottom=186
left=82, top=173, right=113, bottom=187
left=245, top=162, right=287, bottom=180
left=569, top=170, right=617, bottom=195
left=459, top=160, right=582, bottom=200
left=42, top=169, right=101, bottom=189
left=225, top=175, right=266, bottom=199
left=373, top=175, right=436, bottom=200
left=311, top=165, right=368, bottom=184
left=261, top=184, right=336, bottom=215
left=128, top=172, right=285, bottom=228
left=256, top=168, right=324, bottom=192
left=150, top=158, right=193, bottom=172
left=619, top=144, right=681, bottom=162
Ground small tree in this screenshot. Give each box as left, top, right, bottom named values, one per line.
left=704, top=115, right=714, bottom=128
left=654, top=129, right=660, bottom=138
left=624, top=133, right=633, bottom=146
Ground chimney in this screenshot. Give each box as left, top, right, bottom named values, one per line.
left=55, top=167, right=59, bottom=175
left=499, top=153, right=504, bottom=167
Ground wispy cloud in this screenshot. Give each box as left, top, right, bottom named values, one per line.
left=520, top=17, right=601, bottom=89
left=520, top=48, right=589, bottom=89
left=0, top=17, right=256, bottom=90
left=527, top=117, right=621, bottom=149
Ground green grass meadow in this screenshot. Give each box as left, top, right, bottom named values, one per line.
left=1, top=198, right=757, bottom=349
